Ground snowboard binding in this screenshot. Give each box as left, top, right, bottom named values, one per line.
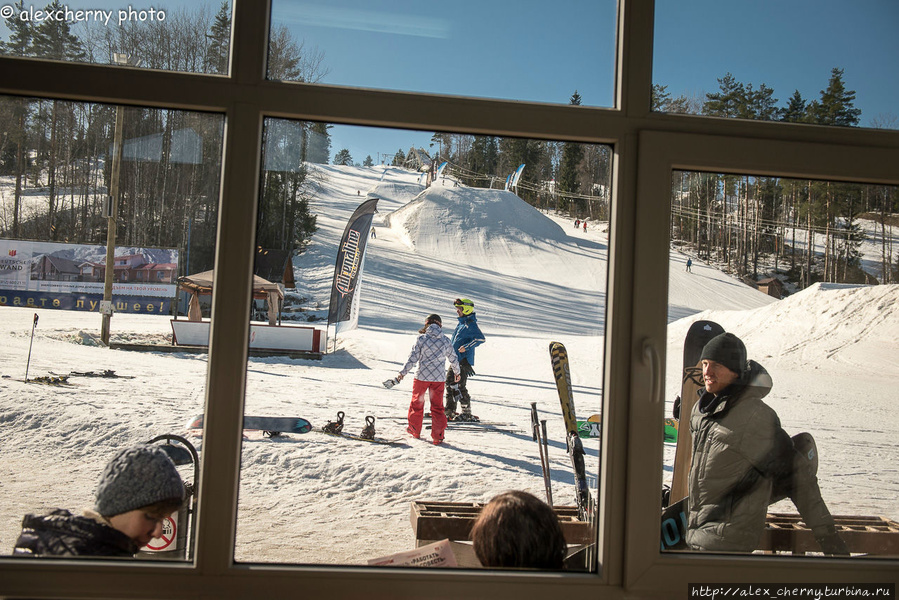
left=323, top=411, right=345, bottom=434
left=360, top=415, right=376, bottom=440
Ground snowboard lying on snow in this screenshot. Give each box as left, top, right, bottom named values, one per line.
left=189, top=414, right=312, bottom=436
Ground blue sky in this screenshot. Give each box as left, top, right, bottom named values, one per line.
left=272, top=0, right=898, bottom=163
left=2, top=1, right=896, bottom=164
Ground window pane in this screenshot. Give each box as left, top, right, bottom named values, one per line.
left=0, top=1, right=232, bottom=75
left=235, top=119, right=612, bottom=570
left=662, top=170, right=899, bottom=556
left=0, top=94, right=223, bottom=560
left=653, top=2, right=899, bottom=130
left=268, top=0, right=616, bottom=107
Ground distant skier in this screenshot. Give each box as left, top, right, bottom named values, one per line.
left=574, top=219, right=580, bottom=228
left=582, top=221, right=587, bottom=232
left=685, top=258, right=692, bottom=273
left=395, top=314, right=460, bottom=445
left=445, top=298, right=486, bottom=421
left=370, top=227, right=376, bottom=239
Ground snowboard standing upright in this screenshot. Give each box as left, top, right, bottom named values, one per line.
left=668, top=320, right=725, bottom=505
left=549, top=341, right=592, bottom=521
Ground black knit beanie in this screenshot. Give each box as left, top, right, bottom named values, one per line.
left=94, top=445, right=184, bottom=517
left=699, top=332, right=747, bottom=377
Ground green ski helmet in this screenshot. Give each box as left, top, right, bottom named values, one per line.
left=453, top=298, right=475, bottom=316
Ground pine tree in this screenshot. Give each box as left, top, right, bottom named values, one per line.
left=392, top=149, right=405, bottom=166
left=306, top=122, right=331, bottom=164
left=333, top=148, right=352, bottom=166
left=781, top=90, right=807, bottom=123
left=205, top=1, right=231, bottom=75
left=556, top=92, right=585, bottom=212
left=31, top=1, right=85, bottom=61
left=2, top=1, right=33, bottom=56
left=363, top=155, right=373, bottom=167
left=703, top=73, right=745, bottom=118
left=811, top=67, right=861, bottom=126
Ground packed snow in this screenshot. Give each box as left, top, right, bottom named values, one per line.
left=1, top=165, right=897, bottom=564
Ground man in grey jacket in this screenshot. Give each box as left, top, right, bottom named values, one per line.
left=686, top=332, right=848, bottom=555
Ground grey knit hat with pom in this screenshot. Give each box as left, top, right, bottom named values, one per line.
left=95, top=445, right=184, bottom=517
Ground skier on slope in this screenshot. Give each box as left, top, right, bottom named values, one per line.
left=395, top=314, right=460, bottom=445
left=685, top=332, right=848, bottom=555
left=445, top=298, right=486, bottom=422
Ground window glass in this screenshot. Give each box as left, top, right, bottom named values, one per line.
left=0, top=94, right=223, bottom=560
left=0, top=1, right=232, bottom=75
left=652, top=1, right=899, bottom=130
left=234, top=119, right=611, bottom=570
left=662, top=170, right=899, bottom=557
left=268, top=0, right=617, bottom=107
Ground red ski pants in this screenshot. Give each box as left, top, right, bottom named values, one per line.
left=408, top=379, right=447, bottom=441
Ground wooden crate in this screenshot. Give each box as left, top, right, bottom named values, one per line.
left=410, top=501, right=594, bottom=547
left=761, top=513, right=899, bottom=555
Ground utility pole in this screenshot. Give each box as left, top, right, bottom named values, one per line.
left=101, top=53, right=130, bottom=345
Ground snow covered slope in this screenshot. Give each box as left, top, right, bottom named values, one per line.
left=1, top=165, right=896, bottom=566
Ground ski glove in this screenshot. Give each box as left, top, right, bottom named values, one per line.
left=460, top=359, right=475, bottom=378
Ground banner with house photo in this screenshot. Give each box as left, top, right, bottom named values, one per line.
left=0, top=239, right=178, bottom=314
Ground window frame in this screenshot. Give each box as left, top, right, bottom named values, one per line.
left=0, top=0, right=896, bottom=597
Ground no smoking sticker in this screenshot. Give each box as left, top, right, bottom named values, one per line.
left=145, top=515, right=177, bottom=551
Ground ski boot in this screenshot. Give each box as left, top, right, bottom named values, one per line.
left=454, top=406, right=480, bottom=422
left=360, top=415, right=376, bottom=440
left=323, top=411, right=345, bottom=434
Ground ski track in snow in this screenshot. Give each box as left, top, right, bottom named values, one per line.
left=1, top=165, right=897, bottom=564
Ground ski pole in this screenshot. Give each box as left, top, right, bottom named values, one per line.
left=25, top=312, right=38, bottom=381
left=541, top=419, right=553, bottom=506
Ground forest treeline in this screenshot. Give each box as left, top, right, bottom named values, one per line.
left=0, top=1, right=325, bottom=275
left=655, top=71, right=897, bottom=286
left=1, top=2, right=894, bottom=286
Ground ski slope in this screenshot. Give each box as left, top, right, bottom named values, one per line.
left=1, top=165, right=896, bottom=564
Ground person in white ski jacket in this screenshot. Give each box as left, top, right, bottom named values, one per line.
left=396, top=314, right=460, bottom=445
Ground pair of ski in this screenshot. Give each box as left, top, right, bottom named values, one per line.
left=548, top=342, right=595, bottom=522
left=188, top=413, right=405, bottom=446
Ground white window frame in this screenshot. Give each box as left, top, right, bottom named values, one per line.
left=0, top=0, right=896, bottom=597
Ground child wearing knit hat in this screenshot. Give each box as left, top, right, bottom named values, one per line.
left=13, top=444, right=184, bottom=557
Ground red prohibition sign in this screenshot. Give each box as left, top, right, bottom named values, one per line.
left=146, top=516, right=176, bottom=551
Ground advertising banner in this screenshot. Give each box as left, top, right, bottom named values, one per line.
left=0, top=239, right=178, bottom=314
left=326, top=198, right=378, bottom=331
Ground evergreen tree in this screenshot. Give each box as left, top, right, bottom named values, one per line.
left=746, top=83, right=780, bottom=120
left=703, top=73, right=745, bottom=117
left=333, top=148, right=352, bottom=166
left=467, top=136, right=498, bottom=188
left=363, top=155, right=373, bottom=167
left=392, top=149, right=405, bottom=166
left=31, top=1, right=86, bottom=61
left=2, top=1, right=34, bottom=56
left=651, top=84, right=671, bottom=111
left=811, top=67, right=861, bottom=126
left=306, top=122, right=331, bottom=163
left=781, top=90, right=807, bottom=123
left=205, top=1, right=231, bottom=75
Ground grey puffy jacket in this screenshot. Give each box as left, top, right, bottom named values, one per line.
left=685, top=361, right=781, bottom=552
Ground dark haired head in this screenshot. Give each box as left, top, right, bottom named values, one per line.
left=471, top=491, right=566, bottom=569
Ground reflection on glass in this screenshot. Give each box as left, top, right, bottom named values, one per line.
left=0, top=1, right=232, bottom=75
left=662, top=170, right=899, bottom=556
left=0, top=94, right=223, bottom=560
left=652, top=3, right=899, bottom=130
left=269, top=0, right=617, bottom=106
left=234, top=119, right=612, bottom=570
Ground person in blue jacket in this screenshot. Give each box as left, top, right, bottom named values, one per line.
left=445, top=298, right=486, bottom=421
